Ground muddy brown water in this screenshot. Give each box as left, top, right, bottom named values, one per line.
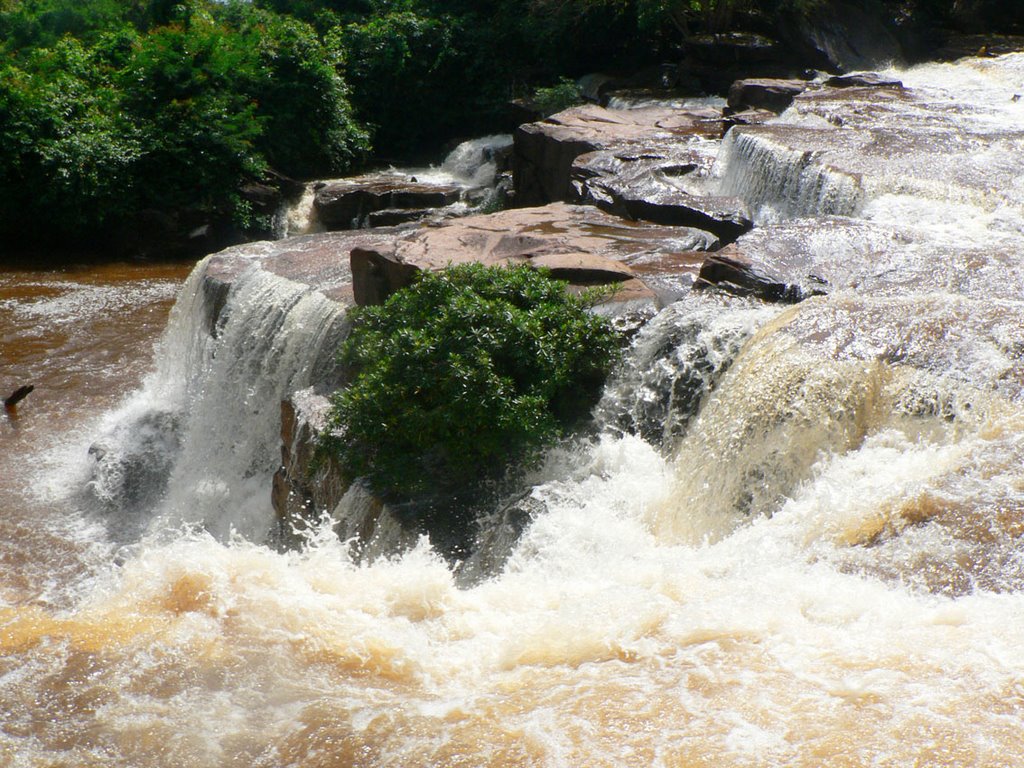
left=1, top=259, right=194, bottom=606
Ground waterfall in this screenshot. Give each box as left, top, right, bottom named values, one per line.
left=596, top=294, right=781, bottom=452
left=715, top=128, right=864, bottom=221
left=8, top=52, right=1024, bottom=768
left=439, top=134, right=513, bottom=188
left=275, top=184, right=324, bottom=239
left=83, top=247, right=351, bottom=542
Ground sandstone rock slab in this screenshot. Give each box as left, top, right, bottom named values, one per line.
left=513, top=104, right=723, bottom=207
left=349, top=202, right=714, bottom=311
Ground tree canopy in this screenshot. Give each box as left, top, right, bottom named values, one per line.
left=1, top=0, right=1018, bottom=254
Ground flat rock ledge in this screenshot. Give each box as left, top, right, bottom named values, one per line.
left=350, top=202, right=715, bottom=312
left=512, top=104, right=723, bottom=208
left=570, top=145, right=752, bottom=243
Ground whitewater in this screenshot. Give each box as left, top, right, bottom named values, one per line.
left=3, top=54, right=1024, bottom=767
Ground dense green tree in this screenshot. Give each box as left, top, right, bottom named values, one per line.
left=323, top=265, right=622, bottom=500
left=0, top=0, right=368, bottom=250
left=0, top=34, right=141, bottom=235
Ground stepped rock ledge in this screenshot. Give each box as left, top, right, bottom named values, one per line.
left=190, top=57, right=1024, bottom=554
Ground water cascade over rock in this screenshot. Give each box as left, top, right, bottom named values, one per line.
left=8, top=50, right=1024, bottom=768
left=279, top=135, right=514, bottom=237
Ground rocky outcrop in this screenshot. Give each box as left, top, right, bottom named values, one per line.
left=570, top=145, right=752, bottom=242
left=349, top=202, right=720, bottom=311
left=314, top=176, right=462, bottom=230
left=695, top=249, right=825, bottom=303
left=727, top=78, right=809, bottom=113
left=272, top=389, right=346, bottom=546
left=272, top=389, right=423, bottom=559
left=780, top=0, right=905, bottom=73
left=512, top=104, right=723, bottom=207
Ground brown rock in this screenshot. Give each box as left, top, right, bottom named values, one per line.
left=727, top=78, right=809, bottom=114
left=314, top=177, right=462, bottom=229
left=512, top=104, right=723, bottom=207
left=350, top=203, right=710, bottom=311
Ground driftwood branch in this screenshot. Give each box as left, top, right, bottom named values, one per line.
left=4, top=385, right=34, bottom=409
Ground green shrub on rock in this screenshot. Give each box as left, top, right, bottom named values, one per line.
left=324, top=264, right=621, bottom=500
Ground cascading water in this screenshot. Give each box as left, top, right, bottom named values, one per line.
left=438, top=134, right=514, bottom=189
left=715, top=128, right=865, bottom=221
left=5, top=53, right=1024, bottom=767
left=595, top=294, right=780, bottom=452
left=82, top=245, right=351, bottom=543
left=276, top=134, right=513, bottom=237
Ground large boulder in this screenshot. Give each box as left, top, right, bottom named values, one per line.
left=349, top=202, right=715, bottom=311
left=727, top=78, right=809, bottom=114
left=314, top=176, right=462, bottom=230
left=571, top=145, right=752, bottom=242
left=512, top=104, right=723, bottom=208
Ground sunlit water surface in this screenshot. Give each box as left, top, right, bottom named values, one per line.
left=4, top=54, right=1024, bottom=768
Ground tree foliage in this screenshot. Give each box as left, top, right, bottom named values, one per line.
left=323, top=265, right=621, bottom=500
left=0, top=0, right=368, bottom=249
left=1, top=0, right=1018, bottom=251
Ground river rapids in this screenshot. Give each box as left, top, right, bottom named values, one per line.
left=3, top=53, right=1024, bottom=767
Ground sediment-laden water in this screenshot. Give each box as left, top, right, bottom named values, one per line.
left=4, top=54, right=1024, bottom=767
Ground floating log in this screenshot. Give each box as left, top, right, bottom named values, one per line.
left=4, top=385, right=34, bottom=409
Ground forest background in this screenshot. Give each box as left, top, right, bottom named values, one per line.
left=0, top=0, right=1019, bottom=255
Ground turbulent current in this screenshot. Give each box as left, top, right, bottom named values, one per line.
left=4, top=54, right=1024, bottom=766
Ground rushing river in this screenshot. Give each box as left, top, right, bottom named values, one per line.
left=4, top=54, right=1024, bottom=767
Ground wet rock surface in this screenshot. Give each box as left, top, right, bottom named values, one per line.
left=272, top=389, right=346, bottom=547
left=204, top=230, right=403, bottom=317
left=695, top=248, right=825, bottom=303
left=512, top=104, right=723, bottom=207
left=697, top=215, right=1024, bottom=304
left=84, top=410, right=183, bottom=542
left=314, top=176, right=463, bottom=230
left=722, top=79, right=1024, bottom=219
left=570, top=144, right=752, bottom=241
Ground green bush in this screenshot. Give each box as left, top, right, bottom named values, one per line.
left=0, top=0, right=369, bottom=249
left=323, top=264, right=621, bottom=500
left=532, top=77, right=584, bottom=117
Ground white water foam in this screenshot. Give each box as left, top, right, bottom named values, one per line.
left=8, top=52, right=1024, bottom=768
left=78, top=253, right=350, bottom=543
